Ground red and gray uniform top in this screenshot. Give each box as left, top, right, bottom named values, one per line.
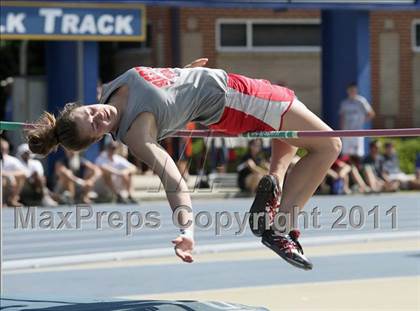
left=98, top=66, right=295, bottom=141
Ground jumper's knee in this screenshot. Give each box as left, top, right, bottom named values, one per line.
left=328, top=137, right=342, bottom=158
left=308, top=136, right=341, bottom=158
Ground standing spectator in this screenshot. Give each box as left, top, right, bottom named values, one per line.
left=16, top=143, right=58, bottom=206
left=363, top=141, right=399, bottom=192
left=209, top=137, right=229, bottom=173
left=1, top=138, right=26, bottom=207
left=237, top=139, right=269, bottom=193
left=339, top=83, right=375, bottom=160
left=177, top=122, right=196, bottom=181
left=97, top=79, right=103, bottom=101
left=54, top=149, right=101, bottom=204
left=1, top=77, right=14, bottom=122
left=261, top=138, right=272, bottom=160
left=382, top=142, right=420, bottom=190
left=95, top=141, right=137, bottom=203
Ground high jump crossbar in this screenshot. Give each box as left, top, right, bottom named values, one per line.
left=1, top=121, right=419, bottom=138
left=170, top=128, right=420, bottom=138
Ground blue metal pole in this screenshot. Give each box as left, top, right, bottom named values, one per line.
left=321, top=10, right=371, bottom=130
left=45, top=41, right=78, bottom=177
left=82, top=41, right=100, bottom=162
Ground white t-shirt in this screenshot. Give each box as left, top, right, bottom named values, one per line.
left=95, top=152, right=135, bottom=170
left=339, top=95, right=372, bottom=130
left=341, top=137, right=365, bottom=157
left=1, top=154, right=26, bottom=172
left=19, top=158, right=44, bottom=177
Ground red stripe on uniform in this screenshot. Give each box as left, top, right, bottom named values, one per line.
left=227, top=73, right=295, bottom=102
left=209, top=106, right=274, bottom=135
left=279, top=99, right=294, bottom=130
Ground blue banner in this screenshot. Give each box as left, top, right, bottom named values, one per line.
left=0, top=2, right=146, bottom=41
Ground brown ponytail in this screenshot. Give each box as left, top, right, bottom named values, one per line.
left=26, top=102, right=96, bottom=156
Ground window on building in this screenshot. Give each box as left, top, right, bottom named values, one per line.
left=220, top=23, right=247, bottom=47
left=217, top=19, right=320, bottom=51
left=413, top=21, right=420, bottom=52
left=252, top=23, right=320, bottom=47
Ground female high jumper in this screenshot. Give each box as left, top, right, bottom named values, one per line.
left=27, top=58, right=341, bottom=270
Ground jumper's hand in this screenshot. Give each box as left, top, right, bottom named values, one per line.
left=184, top=58, right=208, bottom=69
left=172, top=235, right=194, bottom=263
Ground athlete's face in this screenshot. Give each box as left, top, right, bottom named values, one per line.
left=71, top=104, right=118, bottom=141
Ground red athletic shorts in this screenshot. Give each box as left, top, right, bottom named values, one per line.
left=209, top=73, right=295, bottom=135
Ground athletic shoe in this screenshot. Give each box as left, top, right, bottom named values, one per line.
left=262, top=229, right=313, bottom=270
left=41, top=194, right=58, bottom=207
left=61, top=190, right=74, bottom=205
left=127, top=195, right=138, bottom=204
left=116, top=194, right=130, bottom=204
left=249, top=175, right=281, bottom=237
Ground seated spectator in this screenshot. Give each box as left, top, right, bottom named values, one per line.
left=54, top=149, right=101, bottom=204
left=237, top=139, right=269, bottom=193
left=363, top=141, right=399, bottom=192
left=382, top=142, right=420, bottom=190
left=327, top=158, right=352, bottom=194
left=1, top=139, right=26, bottom=207
left=289, top=155, right=366, bottom=195
left=339, top=154, right=371, bottom=193
left=95, top=141, right=137, bottom=203
left=416, top=153, right=420, bottom=180
left=16, top=144, right=58, bottom=206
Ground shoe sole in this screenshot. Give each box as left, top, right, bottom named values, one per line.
left=248, top=175, right=277, bottom=237
left=262, top=238, right=313, bottom=271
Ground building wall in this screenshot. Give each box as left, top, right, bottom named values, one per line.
left=217, top=52, right=321, bottom=114
left=113, top=7, right=172, bottom=74
left=135, top=7, right=419, bottom=128
left=371, top=11, right=420, bottom=129
left=414, top=52, right=420, bottom=127
left=180, top=8, right=322, bottom=114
